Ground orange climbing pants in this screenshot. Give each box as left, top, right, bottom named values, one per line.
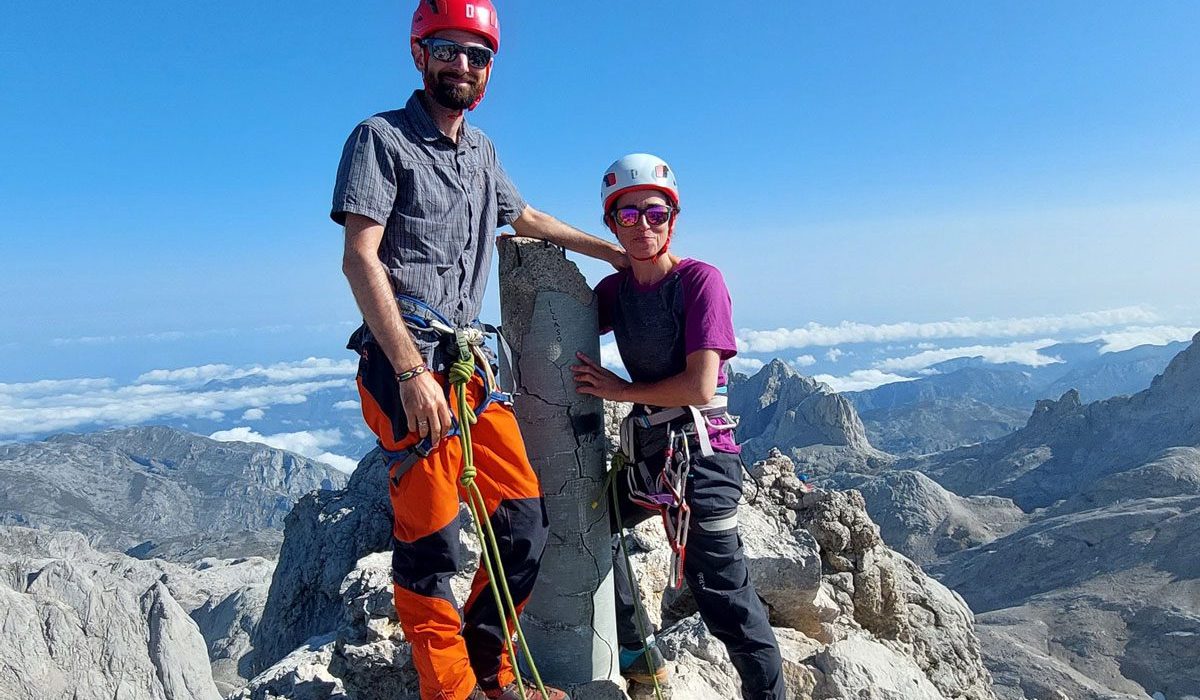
left=357, top=344, right=548, bottom=700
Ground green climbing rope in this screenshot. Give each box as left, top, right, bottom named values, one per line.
left=605, top=451, right=666, bottom=700
left=451, top=335, right=548, bottom=699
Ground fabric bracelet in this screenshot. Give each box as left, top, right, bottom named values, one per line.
left=395, top=365, right=428, bottom=383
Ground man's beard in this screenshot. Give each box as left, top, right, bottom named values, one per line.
left=426, top=68, right=484, bottom=111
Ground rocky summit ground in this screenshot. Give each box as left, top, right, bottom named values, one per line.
left=237, top=447, right=995, bottom=700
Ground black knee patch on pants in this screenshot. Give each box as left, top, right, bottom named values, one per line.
left=462, top=495, right=550, bottom=688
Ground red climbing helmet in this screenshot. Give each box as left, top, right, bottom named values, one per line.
left=411, top=0, right=501, bottom=52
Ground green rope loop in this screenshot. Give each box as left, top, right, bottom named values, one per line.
left=591, top=451, right=628, bottom=510
left=450, top=336, right=547, bottom=698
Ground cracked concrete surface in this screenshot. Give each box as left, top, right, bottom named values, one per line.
left=498, top=237, right=621, bottom=689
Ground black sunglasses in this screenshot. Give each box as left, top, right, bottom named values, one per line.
left=420, top=37, right=495, bottom=70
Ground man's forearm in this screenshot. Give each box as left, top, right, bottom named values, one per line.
left=513, top=206, right=623, bottom=264
left=343, top=252, right=424, bottom=372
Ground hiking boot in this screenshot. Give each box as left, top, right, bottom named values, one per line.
left=620, top=644, right=670, bottom=686
left=484, top=680, right=570, bottom=700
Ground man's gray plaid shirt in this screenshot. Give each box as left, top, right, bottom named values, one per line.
left=331, top=90, right=526, bottom=365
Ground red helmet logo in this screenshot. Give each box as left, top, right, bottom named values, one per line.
left=604, top=173, right=617, bottom=187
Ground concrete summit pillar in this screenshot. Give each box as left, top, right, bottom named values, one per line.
left=497, top=237, right=621, bottom=689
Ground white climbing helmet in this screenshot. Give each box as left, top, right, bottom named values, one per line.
left=600, top=153, right=679, bottom=213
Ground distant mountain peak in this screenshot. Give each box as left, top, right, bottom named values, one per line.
left=1149, top=331, right=1200, bottom=393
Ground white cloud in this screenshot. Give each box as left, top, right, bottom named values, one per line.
left=208, top=427, right=359, bottom=474
left=136, top=364, right=237, bottom=385
left=241, top=408, right=265, bottom=420
left=136, top=357, right=356, bottom=386
left=874, top=340, right=1062, bottom=373
left=0, top=377, right=116, bottom=402
left=826, top=348, right=844, bottom=362
left=315, top=452, right=360, bottom=474
left=793, top=354, right=817, bottom=367
left=599, top=341, right=624, bottom=370
left=1082, top=325, right=1200, bottom=353
left=46, top=322, right=358, bottom=348
left=728, top=357, right=764, bottom=374
left=333, top=400, right=360, bottom=411
left=736, top=306, right=1158, bottom=352
left=813, top=370, right=915, bottom=393
left=0, top=358, right=357, bottom=440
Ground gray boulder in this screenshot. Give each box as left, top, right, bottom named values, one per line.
left=808, top=636, right=945, bottom=700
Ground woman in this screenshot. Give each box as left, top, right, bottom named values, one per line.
left=572, top=154, right=786, bottom=699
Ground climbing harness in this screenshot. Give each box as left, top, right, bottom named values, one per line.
left=612, top=396, right=740, bottom=589
left=377, top=294, right=515, bottom=488
left=375, top=296, right=548, bottom=698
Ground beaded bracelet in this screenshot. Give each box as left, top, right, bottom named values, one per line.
left=395, top=364, right=428, bottom=383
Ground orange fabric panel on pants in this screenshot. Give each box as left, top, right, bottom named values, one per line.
left=357, top=360, right=548, bottom=700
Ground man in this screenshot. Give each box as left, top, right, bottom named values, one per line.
left=331, top=2, right=623, bottom=699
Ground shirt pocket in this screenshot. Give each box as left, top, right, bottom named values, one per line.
left=396, top=212, right=468, bottom=271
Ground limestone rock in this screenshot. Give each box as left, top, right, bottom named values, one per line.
left=0, top=526, right=223, bottom=700
left=797, top=489, right=996, bottom=700
left=808, top=636, right=945, bottom=700
left=740, top=450, right=823, bottom=629
left=232, top=633, right=347, bottom=700
left=826, top=469, right=1027, bottom=566
left=244, top=453, right=996, bottom=700
left=252, top=448, right=393, bottom=672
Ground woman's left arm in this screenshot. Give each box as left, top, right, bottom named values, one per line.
left=572, top=349, right=720, bottom=407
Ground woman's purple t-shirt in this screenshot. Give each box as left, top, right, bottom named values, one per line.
left=595, top=258, right=741, bottom=454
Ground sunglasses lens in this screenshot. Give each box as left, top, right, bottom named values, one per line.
left=615, top=208, right=640, bottom=227
left=466, top=47, right=493, bottom=69
left=430, top=44, right=457, bottom=63
left=645, top=206, right=672, bottom=226
left=425, top=40, right=491, bottom=69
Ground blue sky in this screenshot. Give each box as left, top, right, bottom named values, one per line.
left=2, top=1, right=1199, bottom=386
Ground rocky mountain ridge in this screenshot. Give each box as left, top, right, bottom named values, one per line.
left=840, top=333, right=1200, bottom=698
left=0, top=426, right=347, bottom=560
left=843, top=340, right=1185, bottom=455
left=728, top=359, right=891, bottom=474
left=909, top=332, right=1200, bottom=509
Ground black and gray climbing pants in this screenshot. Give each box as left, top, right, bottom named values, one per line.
left=610, top=448, right=787, bottom=700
